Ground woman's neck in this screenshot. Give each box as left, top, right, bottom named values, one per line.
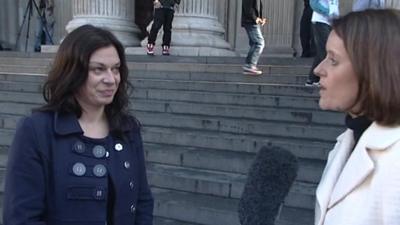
left=78, top=106, right=109, bottom=139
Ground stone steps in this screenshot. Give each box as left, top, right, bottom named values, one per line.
left=135, top=111, right=342, bottom=142
left=0, top=69, right=309, bottom=85
left=0, top=126, right=329, bottom=184
left=0, top=90, right=342, bottom=126
left=0, top=63, right=309, bottom=77
left=143, top=142, right=325, bottom=184
left=0, top=54, right=336, bottom=225
left=131, top=70, right=309, bottom=85
left=152, top=187, right=240, bottom=225
left=0, top=65, right=310, bottom=85
left=0, top=129, right=14, bottom=147
left=0, top=86, right=319, bottom=111
left=0, top=103, right=343, bottom=141
left=0, top=54, right=313, bottom=66
left=132, top=79, right=319, bottom=97
left=154, top=217, right=203, bottom=225
left=128, top=63, right=310, bottom=77
left=143, top=131, right=331, bottom=161
left=132, top=99, right=343, bottom=125
left=152, top=187, right=314, bottom=225
left=133, top=88, right=320, bottom=110
left=147, top=163, right=316, bottom=209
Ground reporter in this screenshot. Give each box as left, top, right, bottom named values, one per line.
left=314, top=9, right=400, bottom=225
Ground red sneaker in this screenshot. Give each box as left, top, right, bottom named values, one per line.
left=162, top=45, right=170, bottom=56
left=242, top=64, right=262, bottom=75
left=147, top=43, right=154, bottom=55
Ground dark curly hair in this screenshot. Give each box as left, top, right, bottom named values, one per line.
left=38, top=24, right=136, bottom=137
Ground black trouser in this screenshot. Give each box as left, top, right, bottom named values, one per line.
left=300, top=1, right=315, bottom=57
left=148, top=8, right=175, bottom=47
left=308, top=22, right=331, bottom=82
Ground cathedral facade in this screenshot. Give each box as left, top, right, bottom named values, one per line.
left=0, top=0, right=399, bottom=56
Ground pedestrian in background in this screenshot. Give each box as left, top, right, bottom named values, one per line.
left=300, top=0, right=316, bottom=58
left=305, top=0, right=339, bottom=86
left=146, top=0, right=181, bottom=56
left=241, top=0, right=267, bottom=76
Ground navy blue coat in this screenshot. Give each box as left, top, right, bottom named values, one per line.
left=3, top=111, right=154, bottom=225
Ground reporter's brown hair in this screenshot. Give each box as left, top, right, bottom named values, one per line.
left=332, top=9, right=400, bottom=126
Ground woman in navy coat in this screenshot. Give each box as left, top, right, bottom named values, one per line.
left=3, top=25, right=154, bottom=225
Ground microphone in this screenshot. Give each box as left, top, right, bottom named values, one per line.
left=238, top=146, right=299, bottom=225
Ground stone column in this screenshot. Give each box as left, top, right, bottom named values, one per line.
left=262, top=0, right=296, bottom=56
left=173, top=0, right=230, bottom=48
left=65, top=0, right=141, bottom=46
left=1, top=0, right=18, bottom=50
left=386, top=0, right=400, bottom=9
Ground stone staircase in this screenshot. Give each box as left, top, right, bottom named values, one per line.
left=0, top=52, right=345, bottom=225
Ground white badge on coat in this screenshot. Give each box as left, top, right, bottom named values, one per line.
left=115, top=143, right=123, bottom=151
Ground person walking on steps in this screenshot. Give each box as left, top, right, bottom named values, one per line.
left=305, top=0, right=340, bottom=86
left=300, top=0, right=316, bottom=58
left=241, top=0, right=267, bottom=75
left=146, top=0, right=181, bottom=56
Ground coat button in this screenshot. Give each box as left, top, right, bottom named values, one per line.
left=130, top=204, right=136, bottom=213
left=93, top=187, right=105, bottom=200
left=73, top=141, right=86, bottom=153
left=93, top=164, right=107, bottom=177
left=72, top=162, right=86, bottom=176
left=124, top=161, right=130, bottom=169
left=95, top=190, right=103, bottom=197
left=92, top=145, right=106, bottom=158
left=115, top=143, right=123, bottom=151
left=129, top=181, right=134, bottom=189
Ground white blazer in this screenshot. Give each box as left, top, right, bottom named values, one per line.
left=315, top=122, right=400, bottom=225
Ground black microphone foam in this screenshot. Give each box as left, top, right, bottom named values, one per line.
left=238, top=146, right=299, bottom=225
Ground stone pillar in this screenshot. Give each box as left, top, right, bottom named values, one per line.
left=386, top=0, right=400, bottom=9
left=1, top=0, right=18, bottom=49
left=173, top=0, right=229, bottom=48
left=65, top=0, right=141, bottom=46
left=262, top=0, right=296, bottom=56
left=171, top=0, right=235, bottom=56
left=53, top=0, right=72, bottom=44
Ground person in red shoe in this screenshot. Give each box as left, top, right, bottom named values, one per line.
left=147, top=0, right=181, bottom=56
left=241, top=0, right=267, bottom=75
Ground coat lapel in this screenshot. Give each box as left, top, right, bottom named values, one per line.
left=327, top=140, right=374, bottom=208
left=315, top=130, right=354, bottom=225
left=327, top=122, right=400, bottom=208
left=315, top=122, right=400, bottom=225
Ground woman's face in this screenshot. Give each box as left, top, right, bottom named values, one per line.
left=76, top=46, right=121, bottom=110
left=314, top=31, right=359, bottom=113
